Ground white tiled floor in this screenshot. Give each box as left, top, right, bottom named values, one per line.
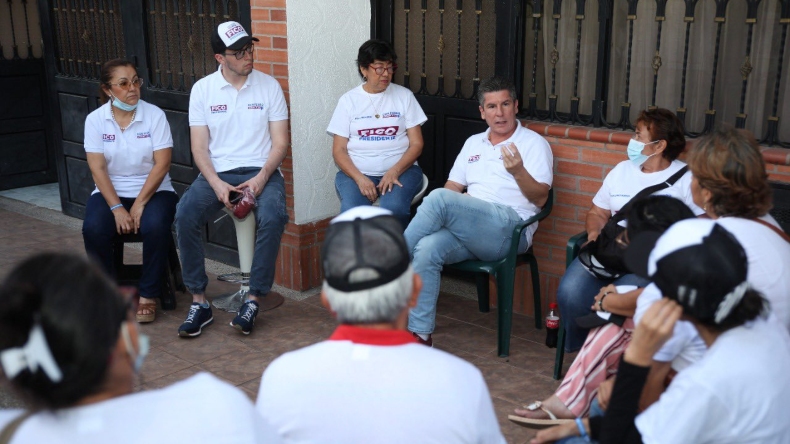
left=0, top=182, right=62, bottom=211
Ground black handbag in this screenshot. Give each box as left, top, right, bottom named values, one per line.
left=578, top=166, right=689, bottom=279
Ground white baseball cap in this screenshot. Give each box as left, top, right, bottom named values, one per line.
left=211, top=21, right=258, bottom=54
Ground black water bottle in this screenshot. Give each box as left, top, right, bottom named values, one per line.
left=545, top=302, right=560, bottom=348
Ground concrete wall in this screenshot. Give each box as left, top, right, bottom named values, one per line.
left=286, top=0, right=370, bottom=224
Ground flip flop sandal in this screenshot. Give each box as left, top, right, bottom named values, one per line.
left=508, top=401, right=574, bottom=429
left=136, top=299, right=157, bottom=323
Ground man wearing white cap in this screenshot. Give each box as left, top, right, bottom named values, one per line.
left=175, top=21, right=289, bottom=337
left=255, top=207, right=505, bottom=444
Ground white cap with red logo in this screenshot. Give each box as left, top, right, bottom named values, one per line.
left=211, top=21, right=259, bottom=54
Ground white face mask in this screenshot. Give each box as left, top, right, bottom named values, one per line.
left=121, top=322, right=149, bottom=373
left=627, top=139, right=659, bottom=167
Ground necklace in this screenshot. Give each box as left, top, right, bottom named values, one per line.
left=111, top=106, right=137, bottom=131
left=365, top=90, right=385, bottom=118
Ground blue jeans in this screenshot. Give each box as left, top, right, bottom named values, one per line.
left=335, top=164, right=423, bottom=229
left=558, top=257, right=649, bottom=352
left=404, top=188, right=528, bottom=334
left=82, top=190, right=178, bottom=300
left=175, top=168, right=287, bottom=297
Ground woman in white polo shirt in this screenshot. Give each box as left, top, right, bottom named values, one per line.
left=82, top=59, right=178, bottom=324
left=328, top=39, right=427, bottom=229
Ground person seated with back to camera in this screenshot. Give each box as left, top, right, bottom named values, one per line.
left=328, top=39, right=428, bottom=229
left=255, top=207, right=505, bottom=444
left=530, top=219, right=790, bottom=444
left=0, top=253, right=280, bottom=443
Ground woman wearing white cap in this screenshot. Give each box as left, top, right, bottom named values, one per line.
left=531, top=219, right=790, bottom=443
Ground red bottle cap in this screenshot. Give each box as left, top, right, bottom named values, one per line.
left=549, top=302, right=558, bottom=309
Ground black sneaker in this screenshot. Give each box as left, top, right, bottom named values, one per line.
left=230, top=300, right=259, bottom=335
left=178, top=303, right=213, bottom=338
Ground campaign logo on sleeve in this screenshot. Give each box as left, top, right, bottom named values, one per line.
left=247, top=103, right=265, bottom=111
left=468, top=154, right=480, bottom=163
left=136, top=131, right=151, bottom=139
left=382, top=111, right=401, bottom=119
left=358, top=126, right=399, bottom=141
left=210, top=104, right=228, bottom=114
left=102, top=134, right=116, bottom=142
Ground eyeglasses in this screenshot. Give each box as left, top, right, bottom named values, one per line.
left=370, top=64, right=397, bottom=75
left=225, top=45, right=254, bottom=60
left=108, top=77, right=144, bottom=90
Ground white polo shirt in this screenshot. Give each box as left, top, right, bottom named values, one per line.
left=189, top=67, right=289, bottom=173
left=84, top=100, right=174, bottom=198
left=448, top=124, right=554, bottom=221
left=257, top=325, right=505, bottom=444
left=0, top=373, right=281, bottom=443
left=326, top=83, right=427, bottom=176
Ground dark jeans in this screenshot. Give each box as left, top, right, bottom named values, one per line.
left=175, top=168, right=287, bottom=297
left=82, top=190, right=178, bottom=299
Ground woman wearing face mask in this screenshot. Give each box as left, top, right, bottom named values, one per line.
left=555, top=109, right=702, bottom=355
left=0, top=253, right=280, bottom=443
left=81, top=59, right=178, bottom=324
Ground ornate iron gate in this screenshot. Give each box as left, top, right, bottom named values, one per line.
left=40, top=0, right=251, bottom=265
left=0, top=0, right=56, bottom=191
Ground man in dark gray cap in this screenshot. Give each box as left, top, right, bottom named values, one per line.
left=255, top=206, right=505, bottom=444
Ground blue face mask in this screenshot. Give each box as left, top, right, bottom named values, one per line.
left=110, top=94, right=138, bottom=112
left=627, top=139, right=659, bottom=167
left=121, top=322, right=150, bottom=373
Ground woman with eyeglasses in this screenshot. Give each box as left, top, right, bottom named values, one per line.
left=327, top=39, right=427, bottom=229
left=0, top=253, right=280, bottom=442
left=81, top=59, right=178, bottom=324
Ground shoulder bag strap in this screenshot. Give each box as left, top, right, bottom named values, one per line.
left=752, top=218, right=790, bottom=243
left=611, top=166, right=689, bottom=223
left=0, top=412, right=33, bottom=444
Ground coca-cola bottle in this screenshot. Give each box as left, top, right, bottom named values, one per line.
left=545, top=302, right=560, bottom=348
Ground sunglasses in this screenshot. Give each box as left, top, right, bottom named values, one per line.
left=107, top=77, right=144, bottom=90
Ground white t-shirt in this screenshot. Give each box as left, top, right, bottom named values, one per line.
left=189, top=67, right=289, bottom=173
left=0, top=373, right=281, bottom=443
left=447, top=124, right=553, bottom=225
left=635, top=283, right=707, bottom=372
left=592, top=159, right=703, bottom=217
left=83, top=100, right=174, bottom=198
left=326, top=83, right=427, bottom=176
left=715, top=217, right=790, bottom=330
left=256, top=326, right=505, bottom=444
left=635, top=319, right=790, bottom=443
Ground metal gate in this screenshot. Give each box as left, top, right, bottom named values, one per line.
left=0, top=0, right=56, bottom=191
left=39, top=0, right=250, bottom=265
left=372, top=0, right=515, bottom=191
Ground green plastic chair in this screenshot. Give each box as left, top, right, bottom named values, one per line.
left=447, top=188, right=554, bottom=357
left=553, top=230, right=588, bottom=380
